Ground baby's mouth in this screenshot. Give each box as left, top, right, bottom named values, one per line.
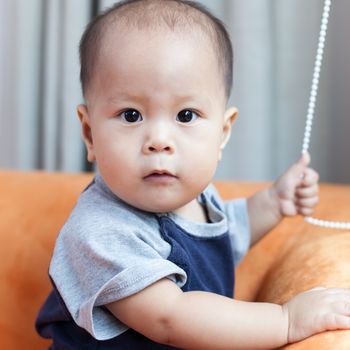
left=143, top=170, right=177, bottom=183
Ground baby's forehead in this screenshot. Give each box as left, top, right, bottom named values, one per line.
left=97, top=23, right=219, bottom=70
left=80, top=0, right=233, bottom=100
left=102, top=26, right=218, bottom=74
left=101, top=18, right=216, bottom=53
left=96, top=0, right=221, bottom=57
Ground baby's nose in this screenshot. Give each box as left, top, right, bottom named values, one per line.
left=143, top=138, right=174, bottom=154
left=142, top=124, right=175, bottom=154
left=148, top=143, right=172, bottom=153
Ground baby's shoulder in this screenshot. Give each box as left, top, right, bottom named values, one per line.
left=59, top=178, right=159, bottom=244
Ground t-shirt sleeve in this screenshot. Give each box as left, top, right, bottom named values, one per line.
left=205, top=184, right=250, bottom=265
left=223, top=198, right=250, bottom=264
left=49, top=201, right=187, bottom=341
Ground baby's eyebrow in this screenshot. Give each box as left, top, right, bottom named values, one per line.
left=106, top=93, right=210, bottom=107
left=106, top=93, right=147, bottom=104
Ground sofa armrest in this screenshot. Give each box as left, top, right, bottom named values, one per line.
left=231, top=182, right=350, bottom=349
left=0, top=171, right=93, bottom=349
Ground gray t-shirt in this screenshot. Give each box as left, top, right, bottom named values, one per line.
left=49, top=174, right=250, bottom=340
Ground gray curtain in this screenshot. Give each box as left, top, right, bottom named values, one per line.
left=1, top=0, right=350, bottom=183
left=0, top=0, right=90, bottom=171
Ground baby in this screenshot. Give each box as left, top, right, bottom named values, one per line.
left=36, top=0, right=350, bottom=349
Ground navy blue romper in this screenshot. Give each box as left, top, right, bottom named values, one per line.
left=36, top=210, right=235, bottom=349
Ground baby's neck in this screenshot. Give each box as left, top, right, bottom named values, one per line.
left=172, top=198, right=209, bottom=223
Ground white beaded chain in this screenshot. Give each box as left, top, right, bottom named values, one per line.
left=302, top=0, right=350, bottom=230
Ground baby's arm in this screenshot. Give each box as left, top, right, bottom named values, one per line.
left=107, top=278, right=350, bottom=349
left=248, top=152, right=319, bottom=246
left=108, top=278, right=288, bottom=349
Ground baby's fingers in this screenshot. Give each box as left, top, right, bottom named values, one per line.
left=324, top=314, right=350, bottom=331
left=286, top=287, right=350, bottom=343
left=324, top=290, right=350, bottom=324
left=296, top=196, right=319, bottom=209
left=296, top=184, right=319, bottom=198
left=296, top=197, right=319, bottom=215
left=324, top=288, right=350, bottom=295
left=300, top=168, right=319, bottom=187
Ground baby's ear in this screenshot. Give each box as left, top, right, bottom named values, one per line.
left=219, top=107, right=238, bottom=160
left=77, top=104, right=96, bottom=162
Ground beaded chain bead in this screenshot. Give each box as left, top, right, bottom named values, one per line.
left=302, top=0, right=350, bottom=229
left=305, top=216, right=350, bottom=230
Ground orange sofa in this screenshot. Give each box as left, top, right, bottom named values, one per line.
left=1, top=170, right=350, bottom=349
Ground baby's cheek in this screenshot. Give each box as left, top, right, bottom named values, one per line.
left=200, top=156, right=219, bottom=182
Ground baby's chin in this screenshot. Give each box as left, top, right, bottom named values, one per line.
left=120, top=194, right=195, bottom=215
left=129, top=201, right=188, bottom=214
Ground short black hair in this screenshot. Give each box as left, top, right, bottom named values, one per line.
left=79, top=0, right=233, bottom=99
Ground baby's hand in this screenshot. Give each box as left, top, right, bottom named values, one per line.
left=272, top=152, right=319, bottom=217
left=283, top=287, right=350, bottom=343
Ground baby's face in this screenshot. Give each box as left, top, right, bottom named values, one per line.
left=78, top=28, right=236, bottom=215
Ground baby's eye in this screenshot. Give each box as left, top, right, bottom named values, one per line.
left=176, top=109, right=199, bottom=124
left=120, top=109, right=143, bottom=123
